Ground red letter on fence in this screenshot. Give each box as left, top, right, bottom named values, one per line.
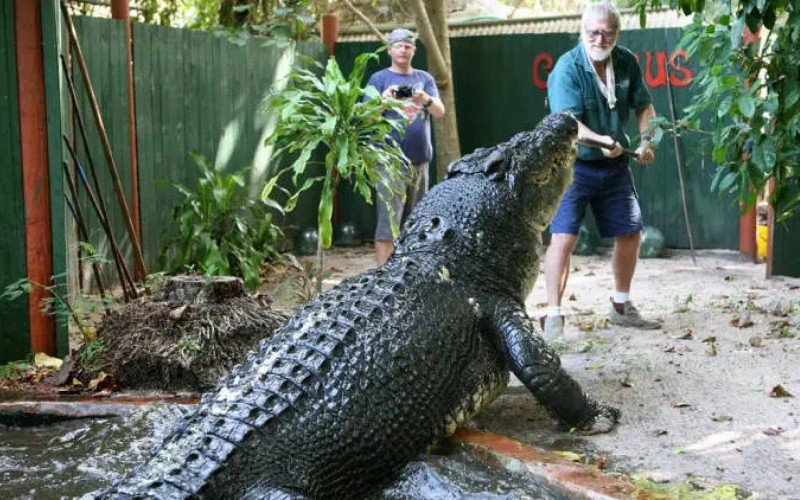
left=668, top=50, right=693, bottom=87
left=532, top=52, right=553, bottom=90
left=645, top=51, right=667, bottom=87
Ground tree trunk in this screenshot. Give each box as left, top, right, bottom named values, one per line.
left=414, top=0, right=461, bottom=180
left=219, top=0, right=251, bottom=26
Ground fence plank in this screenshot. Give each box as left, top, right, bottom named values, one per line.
left=0, top=0, right=31, bottom=362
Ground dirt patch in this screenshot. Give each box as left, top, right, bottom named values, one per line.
left=299, top=246, right=799, bottom=498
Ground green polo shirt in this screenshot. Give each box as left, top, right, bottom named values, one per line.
left=547, top=44, right=651, bottom=161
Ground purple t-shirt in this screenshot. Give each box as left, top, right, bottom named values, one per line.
left=366, top=68, right=439, bottom=164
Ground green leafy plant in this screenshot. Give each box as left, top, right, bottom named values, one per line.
left=262, top=50, right=410, bottom=291
left=0, top=361, right=30, bottom=381
left=78, top=338, right=105, bottom=363
left=634, top=0, right=800, bottom=220
left=1, top=269, right=111, bottom=342
left=159, top=152, right=284, bottom=291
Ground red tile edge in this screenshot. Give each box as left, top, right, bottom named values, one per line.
left=452, top=428, right=645, bottom=499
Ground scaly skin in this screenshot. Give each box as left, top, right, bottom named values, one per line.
left=101, top=112, right=619, bottom=500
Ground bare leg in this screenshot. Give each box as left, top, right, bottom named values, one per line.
left=375, top=240, right=394, bottom=266
left=611, top=232, right=641, bottom=293
left=544, top=233, right=579, bottom=307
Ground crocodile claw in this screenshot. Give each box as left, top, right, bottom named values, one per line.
left=579, top=404, right=621, bottom=435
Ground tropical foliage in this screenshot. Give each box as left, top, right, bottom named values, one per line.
left=159, top=153, right=283, bottom=291
left=633, top=0, right=800, bottom=220
left=134, top=0, right=322, bottom=41
left=263, top=50, right=409, bottom=250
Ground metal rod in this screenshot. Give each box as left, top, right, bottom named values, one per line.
left=63, top=137, right=137, bottom=300
left=61, top=161, right=111, bottom=308
left=60, top=1, right=147, bottom=279
left=664, top=48, right=697, bottom=265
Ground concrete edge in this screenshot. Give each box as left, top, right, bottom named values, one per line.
left=452, top=428, right=644, bottom=499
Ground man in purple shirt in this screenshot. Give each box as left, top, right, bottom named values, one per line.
left=366, top=28, right=445, bottom=265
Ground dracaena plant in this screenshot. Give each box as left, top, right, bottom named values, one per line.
left=263, top=50, right=411, bottom=292
left=159, top=152, right=284, bottom=291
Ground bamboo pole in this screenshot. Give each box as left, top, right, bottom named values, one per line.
left=63, top=138, right=137, bottom=300
left=61, top=160, right=110, bottom=308
left=59, top=1, right=147, bottom=278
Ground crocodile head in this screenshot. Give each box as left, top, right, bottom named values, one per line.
left=508, top=111, right=579, bottom=230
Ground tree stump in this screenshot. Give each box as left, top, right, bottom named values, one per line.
left=155, top=275, right=246, bottom=303
left=72, top=275, right=288, bottom=392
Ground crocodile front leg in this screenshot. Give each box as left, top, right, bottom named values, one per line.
left=489, top=298, right=619, bottom=433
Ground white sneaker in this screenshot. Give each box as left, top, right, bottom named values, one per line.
left=539, top=315, right=565, bottom=340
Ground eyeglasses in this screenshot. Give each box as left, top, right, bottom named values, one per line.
left=585, top=29, right=616, bottom=41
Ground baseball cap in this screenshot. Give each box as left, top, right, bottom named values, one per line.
left=387, top=28, right=416, bottom=46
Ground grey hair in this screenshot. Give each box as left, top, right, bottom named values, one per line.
left=581, top=1, right=621, bottom=32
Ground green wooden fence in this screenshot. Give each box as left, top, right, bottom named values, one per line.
left=0, top=0, right=31, bottom=362
left=335, top=29, right=740, bottom=250
left=70, top=17, right=326, bottom=278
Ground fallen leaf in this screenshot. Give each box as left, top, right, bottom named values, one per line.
left=769, top=385, right=794, bottom=398
left=169, top=304, right=188, bottom=323
left=87, top=371, right=115, bottom=392
left=669, top=402, right=691, bottom=408
left=568, top=293, right=577, bottom=301
left=585, top=363, right=605, bottom=370
left=730, top=315, right=754, bottom=328
left=711, top=415, right=733, bottom=422
left=675, top=328, right=694, bottom=340
left=701, top=336, right=717, bottom=343
left=620, top=376, right=633, bottom=388
left=578, top=322, right=595, bottom=332
left=554, top=451, right=583, bottom=462
left=708, top=343, right=718, bottom=356
left=654, top=429, right=668, bottom=436
left=763, top=427, right=784, bottom=436
left=749, top=336, right=763, bottom=347
left=34, top=352, right=62, bottom=370
left=664, top=346, right=676, bottom=353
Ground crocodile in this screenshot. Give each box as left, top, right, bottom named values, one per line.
left=103, top=112, right=619, bottom=499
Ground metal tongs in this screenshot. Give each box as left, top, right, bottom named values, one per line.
left=578, top=137, right=640, bottom=158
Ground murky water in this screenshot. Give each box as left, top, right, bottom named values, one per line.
left=0, top=406, right=556, bottom=499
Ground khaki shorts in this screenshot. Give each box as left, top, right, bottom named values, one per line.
left=374, top=162, right=429, bottom=241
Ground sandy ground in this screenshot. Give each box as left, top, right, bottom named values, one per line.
left=293, top=245, right=800, bottom=498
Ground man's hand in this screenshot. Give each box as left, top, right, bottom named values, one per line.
left=599, top=135, right=624, bottom=159
left=411, top=89, right=432, bottom=108
left=635, top=141, right=655, bottom=165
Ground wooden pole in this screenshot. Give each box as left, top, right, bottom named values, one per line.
left=60, top=56, right=137, bottom=298
left=61, top=160, right=110, bottom=305
left=111, top=0, right=142, bottom=279
left=664, top=56, right=696, bottom=265
left=59, top=1, right=147, bottom=279
left=15, top=0, right=55, bottom=355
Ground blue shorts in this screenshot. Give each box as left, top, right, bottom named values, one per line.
left=550, top=157, right=643, bottom=238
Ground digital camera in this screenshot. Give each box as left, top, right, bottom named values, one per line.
left=394, top=85, right=414, bottom=98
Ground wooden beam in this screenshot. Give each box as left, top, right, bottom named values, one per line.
left=15, top=0, right=55, bottom=355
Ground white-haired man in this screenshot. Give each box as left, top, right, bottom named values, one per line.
left=542, top=1, right=661, bottom=338
left=366, top=28, right=445, bottom=266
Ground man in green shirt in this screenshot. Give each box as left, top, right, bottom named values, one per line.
left=542, top=1, right=661, bottom=338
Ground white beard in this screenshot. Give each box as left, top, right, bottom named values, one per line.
left=584, top=42, right=614, bottom=62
